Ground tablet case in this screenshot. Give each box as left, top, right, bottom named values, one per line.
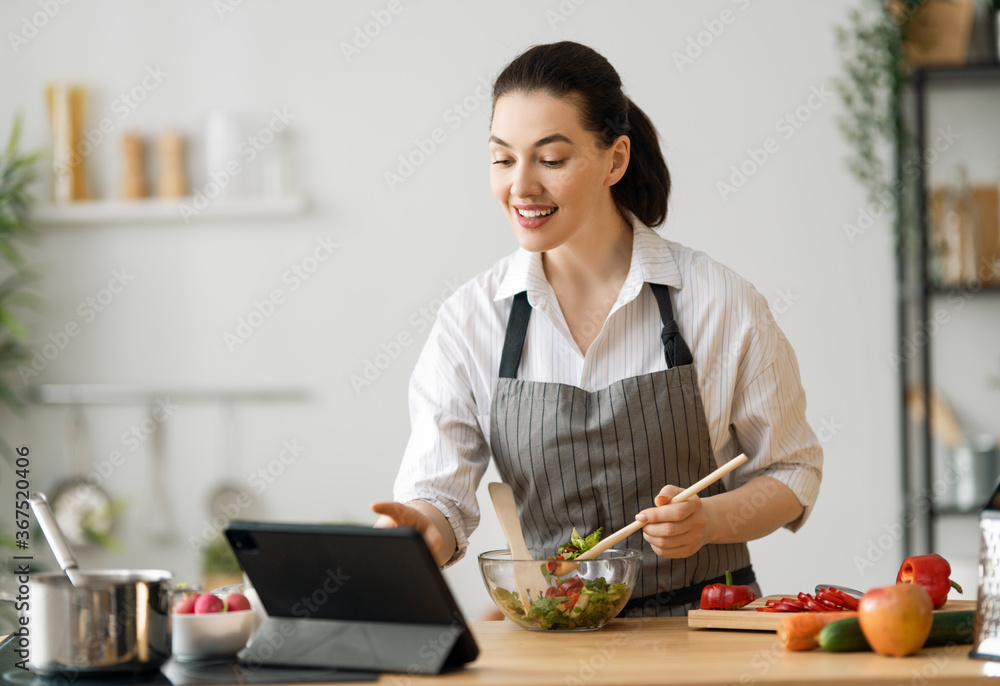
left=223, top=521, right=479, bottom=674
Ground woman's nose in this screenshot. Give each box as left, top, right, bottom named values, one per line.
left=510, top=165, right=541, bottom=198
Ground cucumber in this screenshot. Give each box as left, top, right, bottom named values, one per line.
left=818, top=610, right=976, bottom=653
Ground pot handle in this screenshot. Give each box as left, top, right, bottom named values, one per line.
left=29, top=492, right=84, bottom=587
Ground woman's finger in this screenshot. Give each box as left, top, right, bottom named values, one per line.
left=636, top=495, right=699, bottom=524
left=371, top=501, right=414, bottom=526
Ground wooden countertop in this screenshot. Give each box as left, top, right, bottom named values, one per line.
left=370, top=618, right=999, bottom=686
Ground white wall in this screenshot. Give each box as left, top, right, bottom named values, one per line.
left=1, top=0, right=959, bottom=620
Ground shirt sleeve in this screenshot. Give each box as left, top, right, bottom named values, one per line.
left=727, top=289, right=823, bottom=532
left=392, top=301, right=492, bottom=567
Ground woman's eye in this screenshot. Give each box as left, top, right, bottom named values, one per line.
left=541, top=160, right=564, bottom=168
left=492, top=159, right=513, bottom=167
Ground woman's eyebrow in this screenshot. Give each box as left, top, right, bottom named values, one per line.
left=489, top=133, right=573, bottom=147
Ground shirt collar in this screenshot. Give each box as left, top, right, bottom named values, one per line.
left=494, top=215, right=683, bottom=306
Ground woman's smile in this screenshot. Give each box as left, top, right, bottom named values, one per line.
left=513, top=204, right=558, bottom=228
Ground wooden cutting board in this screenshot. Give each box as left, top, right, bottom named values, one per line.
left=687, top=594, right=977, bottom=631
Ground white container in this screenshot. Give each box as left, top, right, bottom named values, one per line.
left=205, top=110, right=243, bottom=197
left=172, top=610, right=255, bottom=662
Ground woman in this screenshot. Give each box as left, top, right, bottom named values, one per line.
left=372, top=41, right=822, bottom=617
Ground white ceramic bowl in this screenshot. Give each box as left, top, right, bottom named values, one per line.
left=172, top=609, right=255, bottom=661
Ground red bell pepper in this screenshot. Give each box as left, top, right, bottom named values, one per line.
left=700, top=571, right=758, bottom=610
left=896, top=553, right=963, bottom=609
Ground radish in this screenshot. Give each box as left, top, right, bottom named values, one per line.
left=226, top=593, right=251, bottom=612
left=194, top=593, right=225, bottom=614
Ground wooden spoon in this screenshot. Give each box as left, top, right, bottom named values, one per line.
left=488, top=482, right=550, bottom=613
left=554, top=453, right=749, bottom=575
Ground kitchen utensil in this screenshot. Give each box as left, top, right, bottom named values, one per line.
left=688, top=595, right=975, bottom=632
left=814, top=584, right=864, bottom=599
left=565, top=453, right=749, bottom=571
left=488, top=482, right=550, bottom=613
left=27, top=491, right=173, bottom=675
left=972, top=478, right=1000, bottom=659
left=478, top=547, right=640, bottom=631
left=141, top=401, right=177, bottom=542
left=29, top=492, right=84, bottom=587
left=207, top=402, right=253, bottom=520
left=49, top=405, right=114, bottom=548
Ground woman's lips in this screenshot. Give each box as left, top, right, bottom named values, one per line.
left=514, top=205, right=557, bottom=229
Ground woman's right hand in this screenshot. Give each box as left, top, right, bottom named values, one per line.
left=371, top=500, right=454, bottom=565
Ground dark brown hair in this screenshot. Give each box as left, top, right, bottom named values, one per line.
left=491, top=41, right=670, bottom=228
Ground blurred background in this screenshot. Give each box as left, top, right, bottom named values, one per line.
left=1, top=0, right=999, bottom=624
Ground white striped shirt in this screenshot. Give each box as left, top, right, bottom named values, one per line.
left=394, top=219, right=823, bottom=566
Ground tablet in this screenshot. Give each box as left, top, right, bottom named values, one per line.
left=224, top=521, right=479, bottom=674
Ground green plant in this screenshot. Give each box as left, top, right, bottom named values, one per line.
left=834, top=0, right=924, bottom=253
left=0, top=114, right=42, bottom=459
left=200, top=531, right=241, bottom=576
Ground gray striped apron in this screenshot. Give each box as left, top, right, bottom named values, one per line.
left=489, top=283, right=754, bottom=617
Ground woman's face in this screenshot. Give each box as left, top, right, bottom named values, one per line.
left=489, top=91, right=627, bottom=254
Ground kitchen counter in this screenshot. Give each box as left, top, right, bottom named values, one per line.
left=368, top=618, right=998, bottom=686
left=5, top=618, right=997, bottom=685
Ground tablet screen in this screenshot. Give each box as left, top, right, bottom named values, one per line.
left=224, top=522, right=464, bottom=626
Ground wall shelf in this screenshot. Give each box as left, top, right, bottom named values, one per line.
left=19, top=383, right=310, bottom=405
left=32, top=194, right=308, bottom=227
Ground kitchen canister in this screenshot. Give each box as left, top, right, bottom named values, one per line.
left=45, top=82, right=90, bottom=203
left=205, top=110, right=243, bottom=196
left=120, top=133, right=146, bottom=199
left=954, top=434, right=999, bottom=511
left=156, top=130, right=188, bottom=198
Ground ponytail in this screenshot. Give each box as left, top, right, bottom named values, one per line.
left=492, top=41, right=671, bottom=227
left=614, top=98, right=669, bottom=228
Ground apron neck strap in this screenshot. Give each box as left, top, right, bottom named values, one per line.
left=498, top=291, right=532, bottom=379
left=649, top=283, right=694, bottom=369
left=498, top=284, right=693, bottom=379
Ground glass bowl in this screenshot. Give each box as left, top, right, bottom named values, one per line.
left=478, top=548, right=641, bottom=631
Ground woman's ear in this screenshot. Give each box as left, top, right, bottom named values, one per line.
left=606, top=135, right=630, bottom=186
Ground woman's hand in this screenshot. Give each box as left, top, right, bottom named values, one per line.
left=371, top=500, right=456, bottom=566
left=634, top=485, right=712, bottom=559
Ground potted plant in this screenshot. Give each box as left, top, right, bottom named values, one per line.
left=834, top=0, right=918, bottom=253
left=0, top=114, right=41, bottom=459
left=200, top=531, right=244, bottom=591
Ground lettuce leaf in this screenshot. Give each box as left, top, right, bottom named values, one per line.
left=557, top=526, right=603, bottom=560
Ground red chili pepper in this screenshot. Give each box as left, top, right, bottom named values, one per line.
left=826, top=588, right=859, bottom=611
left=816, top=589, right=849, bottom=609
left=699, top=571, right=758, bottom=610
left=896, top=553, right=963, bottom=609
left=803, top=598, right=828, bottom=613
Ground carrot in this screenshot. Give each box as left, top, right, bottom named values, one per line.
left=777, top=611, right=858, bottom=651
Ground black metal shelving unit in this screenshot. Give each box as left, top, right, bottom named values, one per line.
left=899, top=63, right=1000, bottom=558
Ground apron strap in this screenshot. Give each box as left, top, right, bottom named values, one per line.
left=498, top=284, right=694, bottom=378
left=498, top=291, right=532, bottom=379
left=649, top=283, right=694, bottom=368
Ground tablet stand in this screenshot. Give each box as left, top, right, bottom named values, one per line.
left=238, top=617, right=463, bottom=674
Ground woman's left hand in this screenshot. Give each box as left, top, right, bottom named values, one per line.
left=635, top=485, right=712, bottom=559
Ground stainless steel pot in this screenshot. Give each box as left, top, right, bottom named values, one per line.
left=27, top=569, right=173, bottom=676
left=24, top=492, right=174, bottom=676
